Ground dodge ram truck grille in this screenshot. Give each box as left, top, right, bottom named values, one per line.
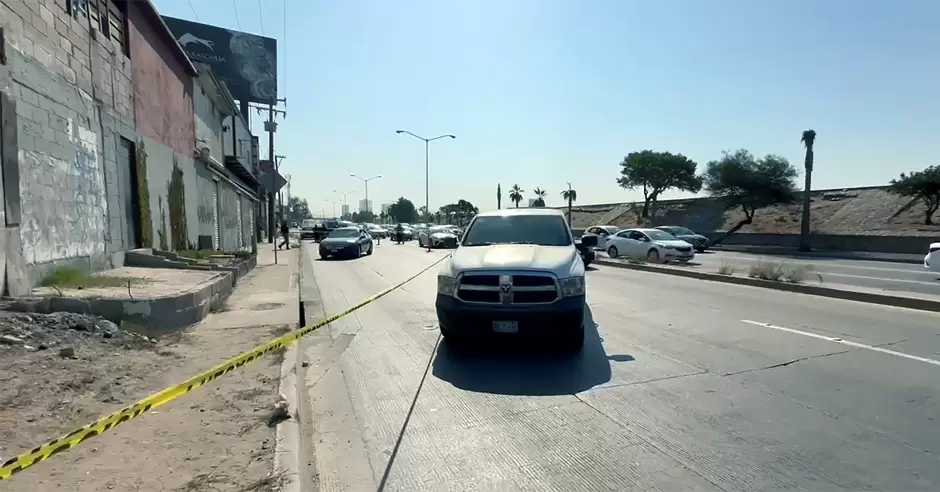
left=456, top=273, right=559, bottom=305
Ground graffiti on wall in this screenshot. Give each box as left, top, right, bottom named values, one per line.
left=19, top=121, right=107, bottom=264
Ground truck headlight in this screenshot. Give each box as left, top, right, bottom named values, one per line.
left=437, top=275, right=457, bottom=296
left=559, top=276, right=585, bottom=297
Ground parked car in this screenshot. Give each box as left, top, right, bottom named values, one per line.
left=318, top=226, right=374, bottom=259
left=655, top=226, right=710, bottom=252
left=418, top=225, right=459, bottom=248
left=299, top=219, right=319, bottom=240
left=581, top=225, right=621, bottom=251
left=605, top=228, right=695, bottom=263
left=926, top=242, right=940, bottom=273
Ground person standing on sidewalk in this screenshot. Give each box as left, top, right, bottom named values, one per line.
left=278, top=221, right=290, bottom=250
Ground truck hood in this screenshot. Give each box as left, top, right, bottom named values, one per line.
left=448, top=244, right=580, bottom=277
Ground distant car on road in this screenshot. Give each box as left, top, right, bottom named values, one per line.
left=300, top=219, right=319, bottom=240
left=654, top=226, right=710, bottom=252
left=926, top=242, right=940, bottom=273
left=434, top=208, right=586, bottom=350
left=367, top=223, right=388, bottom=238
left=606, top=228, right=695, bottom=263
left=318, top=226, right=374, bottom=260
left=418, top=225, right=459, bottom=248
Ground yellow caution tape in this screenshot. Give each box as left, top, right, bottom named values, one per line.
left=0, top=254, right=449, bottom=481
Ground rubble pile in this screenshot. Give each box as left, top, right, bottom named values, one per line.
left=0, top=312, right=153, bottom=353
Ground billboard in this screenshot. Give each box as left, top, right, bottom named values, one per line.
left=161, top=16, right=278, bottom=104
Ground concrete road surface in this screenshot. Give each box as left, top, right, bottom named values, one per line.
left=298, top=241, right=940, bottom=491
left=675, top=250, right=940, bottom=296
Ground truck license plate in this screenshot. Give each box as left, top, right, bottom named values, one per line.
left=493, top=321, right=518, bottom=334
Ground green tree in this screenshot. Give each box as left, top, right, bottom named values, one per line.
left=509, top=184, right=524, bottom=208
left=532, top=187, right=547, bottom=207
left=450, top=199, right=478, bottom=226
left=703, top=149, right=798, bottom=244
left=387, top=197, right=419, bottom=223
left=889, top=165, right=940, bottom=225
left=287, top=196, right=313, bottom=224
left=352, top=210, right=376, bottom=223
left=617, top=150, right=702, bottom=218
left=560, top=183, right=577, bottom=226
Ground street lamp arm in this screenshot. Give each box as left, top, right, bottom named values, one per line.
left=428, top=134, right=456, bottom=142
left=395, top=129, right=425, bottom=141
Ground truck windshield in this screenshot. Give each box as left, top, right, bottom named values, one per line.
left=462, top=215, right=571, bottom=247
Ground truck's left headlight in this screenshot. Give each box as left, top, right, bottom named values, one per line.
left=437, top=275, right=457, bottom=296
left=559, top=276, right=585, bottom=297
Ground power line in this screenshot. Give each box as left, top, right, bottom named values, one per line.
left=187, top=0, right=198, bottom=20
left=257, top=0, right=265, bottom=35
left=232, top=0, right=241, bottom=29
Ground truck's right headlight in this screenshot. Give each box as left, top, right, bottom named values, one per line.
left=559, top=276, right=585, bottom=297
left=437, top=275, right=457, bottom=296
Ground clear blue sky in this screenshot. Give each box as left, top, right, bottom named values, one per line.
left=156, top=0, right=939, bottom=216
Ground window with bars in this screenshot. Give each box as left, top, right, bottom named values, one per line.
left=66, top=0, right=128, bottom=57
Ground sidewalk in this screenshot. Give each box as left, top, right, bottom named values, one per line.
left=1, top=248, right=300, bottom=491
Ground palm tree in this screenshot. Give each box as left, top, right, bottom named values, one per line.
left=560, top=183, right=577, bottom=226
left=532, top=187, right=547, bottom=207
left=509, top=185, right=524, bottom=208
left=799, top=129, right=817, bottom=251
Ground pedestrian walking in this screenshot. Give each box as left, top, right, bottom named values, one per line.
left=278, top=221, right=290, bottom=250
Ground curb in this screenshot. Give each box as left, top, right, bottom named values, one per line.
left=1, top=256, right=259, bottom=333
left=594, top=259, right=940, bottom=314
left=710, top=246, right=924, bottom=265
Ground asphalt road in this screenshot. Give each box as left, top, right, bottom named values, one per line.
left=299, top=240, right=940, bottom=491
left=659, top=249, right=940, bottom=296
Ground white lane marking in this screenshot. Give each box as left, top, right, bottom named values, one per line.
left=716, top=253, right=929, bottom=275
left=741, top=320, right=940, bottom=367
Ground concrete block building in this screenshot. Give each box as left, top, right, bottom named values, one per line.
left=0, top=0, right=260, bottom=295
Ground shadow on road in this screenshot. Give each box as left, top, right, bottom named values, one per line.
left=430, top=306, right=615, bottom=396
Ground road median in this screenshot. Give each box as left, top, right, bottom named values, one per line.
left=595, top=258, right=940, bottom=313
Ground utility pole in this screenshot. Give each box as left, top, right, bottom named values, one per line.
left=395, top=130, right=456, bottom=234
left=799, top=129, right=817, bottom=252
left=334, top=189, right=355, bottom=219
left=259, top=99, right=287, bottom=244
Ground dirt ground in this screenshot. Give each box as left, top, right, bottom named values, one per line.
left=0, top=310, right=292, bottom=492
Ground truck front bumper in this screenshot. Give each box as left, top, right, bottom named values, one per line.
left=435, top=294, right=585, bottom=338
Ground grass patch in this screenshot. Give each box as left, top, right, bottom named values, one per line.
left=747, top=261, right=816, bottom=283
left=716, top=261, right=737, bottom=275
left=40, top=266, right=144, bottom=290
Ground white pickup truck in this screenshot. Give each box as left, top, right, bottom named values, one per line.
left=434, top=208, right=587, bottom=350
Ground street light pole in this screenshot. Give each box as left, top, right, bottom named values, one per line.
left=325, top=199, right=338, bottom=217
left=349, top=174, right=382, bottom=215
left=395, top=130, right=455, bottom=228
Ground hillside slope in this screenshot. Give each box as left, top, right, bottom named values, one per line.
left=564, top=186, right=940, bottom=236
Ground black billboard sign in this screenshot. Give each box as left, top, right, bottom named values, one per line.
left=161, top=16, right=278, bottom=104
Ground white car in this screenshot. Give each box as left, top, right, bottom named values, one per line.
left=926, top=242, right=940, bottom=273
left=581, top=225, right=620, bottom=251
left=418, top=225, right=459, bottom=248
left=367, top=224, right=388, bottom=238
left=605, top=228, right=695, bottom=263
left=434, top=208, right=586, bottom=350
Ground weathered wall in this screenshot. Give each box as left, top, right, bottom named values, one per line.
left=194, top=162, right=217, bottom=247
left=222, top=113, right=251, bottom=165
left=193, top=80, right=223, bottom=161
left=127, top=2, right=193, bottom=156
left=140, top=135, right=198, bottom=250
left=126, top=2, right=198, bottom=252
left=219, top=184, right=242, bottom=250
left=1, top=0, right=136, bottom=292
